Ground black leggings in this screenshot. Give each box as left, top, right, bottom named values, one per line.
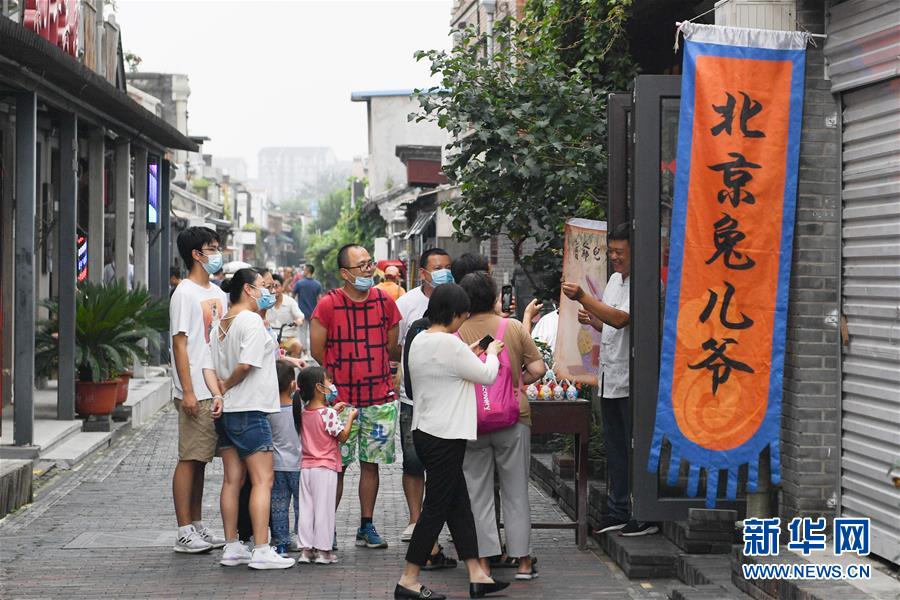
left=405, top=430, right=479, bottom=566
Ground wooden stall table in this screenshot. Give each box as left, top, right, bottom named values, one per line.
left=528, top=399, right=592, bottom=549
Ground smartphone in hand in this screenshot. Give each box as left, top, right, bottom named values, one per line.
left=478, top=334, right=495, bottom=350
left=501, top=285, right=513, bottom=313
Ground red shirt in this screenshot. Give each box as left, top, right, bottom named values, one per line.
left=312, top=288, right=401, bottom=407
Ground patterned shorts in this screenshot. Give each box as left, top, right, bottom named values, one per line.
left=340, top=400, right=397, bottom=466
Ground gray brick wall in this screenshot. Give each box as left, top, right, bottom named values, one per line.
left=779, top=0, right=842, bottom=523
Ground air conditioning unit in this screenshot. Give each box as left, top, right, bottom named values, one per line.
left=715, top=0, right=796, bottom=31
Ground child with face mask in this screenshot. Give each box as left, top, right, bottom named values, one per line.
left=295, top=367, right=357, bottom=564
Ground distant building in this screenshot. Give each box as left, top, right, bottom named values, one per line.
left=257, top=146, right=340, bottom=204
left=212, top=157, right=249, bottom=182
left=126, top=72, right=192, bottom=174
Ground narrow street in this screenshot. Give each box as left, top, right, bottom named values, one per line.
left=0, top=405, right=674, bottom=599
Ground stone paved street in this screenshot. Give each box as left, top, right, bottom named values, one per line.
left=0, top=405, right=679, bottom=599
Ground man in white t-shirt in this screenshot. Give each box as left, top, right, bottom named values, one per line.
left=563, top=222, right=657, bottom=538
left=267, top=273, right=305, bottom=357
left=169, top=227, right=229, bottom=554
left=395, top=248, right=453, bottom=544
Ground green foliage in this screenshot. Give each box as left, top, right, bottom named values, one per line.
left=303, top=181, right=386, bottom=289
left=412, top=0, right=638, bottom=297
left=35, top=281, right=169, bottom=383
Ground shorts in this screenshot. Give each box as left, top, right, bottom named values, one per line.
left=216, top=411, right=275, bottom=459
left=340, top=400, right=397, bottom=467
left=399, top=402, right=424, bottom=476
left=174, top=398, right=218, bottom=463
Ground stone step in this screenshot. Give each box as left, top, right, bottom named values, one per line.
left=0, top=418, right=82, bottom=460
left=664, top=520, right=736, bottom=554
left=41, top=431, right=115, bottom=468
left=598, top=530, right=681, bottom=578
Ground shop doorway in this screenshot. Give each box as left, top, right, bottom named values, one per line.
left=609, top=75, right=746, bottom=522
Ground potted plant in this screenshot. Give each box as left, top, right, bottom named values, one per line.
left=35, top=280, right=168, bottom=417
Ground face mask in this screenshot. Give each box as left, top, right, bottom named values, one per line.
left=428, top=268, right=454, bottom=287
left=325, top=384, right=339, bottom=403
left=256, top=288, right=276, bottom=311
left=201, top=252, right=223, bottom=275
left=351, top=275, right=374, bottom=292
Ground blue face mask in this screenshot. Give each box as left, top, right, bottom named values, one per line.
left=201, top=251, right=223, bottom=275
left=352, top=276, right=374, bottom=292
left=253, top=287, right=276, bottom=311
left=321, top=383, right=339, bottom=403
left=429, top=268, right=454, bottom=286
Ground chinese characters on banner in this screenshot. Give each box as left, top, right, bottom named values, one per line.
left=649, top=24, right=808, bottom=507
left=555, top=219, right=607, bottom=385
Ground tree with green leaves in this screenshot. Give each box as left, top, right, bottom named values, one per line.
left=303, top=182, right=386, bottom=289
left=412, top=0, right=637, bottom=297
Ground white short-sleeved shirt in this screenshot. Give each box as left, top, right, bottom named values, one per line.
left=169, top=279, right=228, bottom=400
left=267, top=295, right=304, bottom=339
left=396, top=286, right=431, bottom=405
left=599, top=272, right=630, bottom=399
left=531, top=310, right=559, bottom=355
left=211, top=310, right=280, bottom=413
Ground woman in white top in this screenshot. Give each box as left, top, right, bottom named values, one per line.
left=394, top=284, right=510, bottom=600
left=204, top=268, right=295, bottom=570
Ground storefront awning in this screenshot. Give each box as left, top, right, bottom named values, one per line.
left=405, top=211, right=436, bottom=239
left=0, top=18, right=198, bottom=152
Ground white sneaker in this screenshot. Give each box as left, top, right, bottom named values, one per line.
left=173, top=526, right=213, bottom=554
left=315, top=550, right=338, bottom=564
left=248, top=545, right=296, bottom=570
left=298, top=549, right=315, bottom=564
left=220, top=541, right=252, bottom=566
left=196, top=525, right=226, bottom=549
left=401, top=523, right=415, bottom=543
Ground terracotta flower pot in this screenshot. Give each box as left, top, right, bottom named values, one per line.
left=116, top=371, right=134, bottom=405
left=75, top=380, right=120, bottom=417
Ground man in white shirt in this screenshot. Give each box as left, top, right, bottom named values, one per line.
left=562, top=223, right=657, bottom=538
left=395, top=248, right=453, bottom=544
left=169, top=227, right=228, bottom=554
left=267, top=273, right=305, bottom=357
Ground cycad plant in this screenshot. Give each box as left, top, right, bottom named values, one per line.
left=35, top=280, right=168, bottom=383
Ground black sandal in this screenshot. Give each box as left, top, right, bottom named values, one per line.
left=421, top=545, right=458, bottom=571
left=489, top=555, right=519, bottom=568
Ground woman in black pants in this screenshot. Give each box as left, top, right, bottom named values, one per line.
left=395, top=283, right=510, bottom=600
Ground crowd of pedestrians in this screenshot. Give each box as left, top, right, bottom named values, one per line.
left=166, top=224, right=642, bottom=597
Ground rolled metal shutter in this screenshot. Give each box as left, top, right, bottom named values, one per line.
left=839, top=78, right=900, bottom=561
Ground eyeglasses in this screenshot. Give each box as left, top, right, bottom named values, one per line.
left=342, top=260, right=375, bottom=271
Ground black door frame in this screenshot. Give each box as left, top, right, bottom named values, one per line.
left=629, top=74, right=744, bottom=522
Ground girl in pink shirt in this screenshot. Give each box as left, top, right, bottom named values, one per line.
left=295, top=367, right=357, bottom=564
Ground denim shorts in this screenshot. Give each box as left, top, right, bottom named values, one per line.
left=216, top=411, right=274, bottom=459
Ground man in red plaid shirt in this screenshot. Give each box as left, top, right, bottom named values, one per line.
left=311, top=244, right=401, bottom=550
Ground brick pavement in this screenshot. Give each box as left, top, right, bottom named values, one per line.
left=0, top=405, right=678, bottom=599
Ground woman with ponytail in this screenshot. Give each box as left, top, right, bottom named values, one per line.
left=204, top=268, right=295, bottom=570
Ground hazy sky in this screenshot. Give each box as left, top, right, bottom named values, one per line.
left=115, top=0, right=452, bottom=177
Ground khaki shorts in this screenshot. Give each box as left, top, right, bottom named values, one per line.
left=173, top=398, right=218, bottom=463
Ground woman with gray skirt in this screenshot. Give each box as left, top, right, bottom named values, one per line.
left=457, top=271, right=547, bottom=580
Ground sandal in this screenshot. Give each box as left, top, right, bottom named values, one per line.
left=421, top=546, right=458, bottom=571
left=515, top=557, right=539, bottom=580
left=489, top=555, right=519, bottom=568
